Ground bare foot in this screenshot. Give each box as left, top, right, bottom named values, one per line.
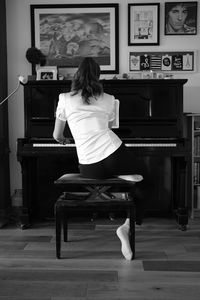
left=116, top=224, right=133, bottom=260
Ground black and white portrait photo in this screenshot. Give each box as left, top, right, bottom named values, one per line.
left=165, top=2, right=197, bottom=35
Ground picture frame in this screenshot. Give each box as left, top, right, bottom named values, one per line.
left=128, top=3, right=160, bottom=46
left=129, top=51, right=196, bottom=73
left=165, top=2, right=198, bottom=35
left=36, top=66, right=57, bottom=80
left=30, top=4, right=119, bottom=74
left=141, top=71, right=154, bottom=79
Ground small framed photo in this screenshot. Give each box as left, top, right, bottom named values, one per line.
left=36, top=66, right=57, bottom=80
left=165, top=2, right=198, bottom=35
left=128, top=3, right=160, bottom=46
left=142, top=71, right=153, bottom=79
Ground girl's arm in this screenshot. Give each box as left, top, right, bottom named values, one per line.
left=53, top=118, right=70, bottom=144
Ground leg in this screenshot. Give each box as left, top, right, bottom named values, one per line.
left=116, top=218, right=133, bottom=260
left=118, top=174, right=143, bottom=182
left=129, top=206, right=135, bottom=259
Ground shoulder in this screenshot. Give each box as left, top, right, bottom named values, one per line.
left=58, top=92, right=73, bottom=103
left=101, top=92, right=115, bottom=101
left=59, top=92, right=71, bottom=100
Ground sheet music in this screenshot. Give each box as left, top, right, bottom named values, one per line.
left=111, top=99, right=120, bottom=128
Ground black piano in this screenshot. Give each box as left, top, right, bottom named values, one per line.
left=17, top=78, right=191, bottom=228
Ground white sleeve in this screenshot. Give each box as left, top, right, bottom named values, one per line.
left=56, top=93, right=67, bottom=121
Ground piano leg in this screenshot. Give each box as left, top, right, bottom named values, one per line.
left=173, top=157, right=188, bottom=231
left=17, top=157, right=36, bottom=229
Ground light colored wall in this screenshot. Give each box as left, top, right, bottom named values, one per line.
left=6, top=0, right=200, bottom=195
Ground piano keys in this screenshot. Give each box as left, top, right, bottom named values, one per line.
left=32, top=141, right=178, bottom=148
left=17, top=78, right=191, bottom=228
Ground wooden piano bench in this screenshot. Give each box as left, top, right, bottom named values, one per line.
left=54, top=173, right=137, bottom=259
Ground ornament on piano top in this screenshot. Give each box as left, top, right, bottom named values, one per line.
left=26, top=47, right=46, bottom=67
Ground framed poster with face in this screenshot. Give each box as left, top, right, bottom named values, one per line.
left=30, top=4, right=119, bottom=74
left=165, top=2, right=198, bottom=35
left=128, top=3, right=160, bottom=46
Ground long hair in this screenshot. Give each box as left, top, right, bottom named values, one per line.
left=71, top=57, right=103, bottom=104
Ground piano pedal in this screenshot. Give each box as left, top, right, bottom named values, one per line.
left=109, top=213, right=115, bottom=221
left=91, top=212, right=98, bottom=222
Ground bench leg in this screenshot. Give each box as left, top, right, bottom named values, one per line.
left=63, top=216, right=68, bottom=242
left=129, top=206, right=135, bottom=259
left=55, top=207, right=62, bottom=259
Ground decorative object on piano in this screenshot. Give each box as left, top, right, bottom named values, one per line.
left=128, top=3, right=160, bottom=46
left=129, top=51, right=196, bottom=73
left=156, top=72, right=164, bottom=79
left=30, top=4, right=119, bottom=74
left=26, top=47, right=46, bottom=75
left=165, top=2, right=198, bottom=35
left=36, top=66, right=57, bottom=81
left=141, top=70, right=153, bottom=79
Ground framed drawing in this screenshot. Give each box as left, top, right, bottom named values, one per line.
left=165, top=2, right=198, bottom=35
left=128, top=3, right=160, bottom=46
left=30, top=4, right=119, bottom=74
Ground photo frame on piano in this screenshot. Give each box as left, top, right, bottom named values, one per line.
left=36, top=66, right=57, bottom=80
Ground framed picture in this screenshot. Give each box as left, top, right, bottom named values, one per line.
left=165, top=2, right=198, bottom=35
left=128, top=3, right=160, bottom=46
left=129, top=51, right=196, bottom=73
left=30, top=4, right=119, bottom=74
left=36, top=66, right=57, bottom=80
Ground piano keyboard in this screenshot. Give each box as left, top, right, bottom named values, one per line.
left=33, top=143, right=75, bottom=147
left=33, top=143, right=177, bottom=148
left=125, top=143, right=177, bottom=147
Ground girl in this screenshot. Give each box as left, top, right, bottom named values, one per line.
left=53, top=57, right=146, bottom=260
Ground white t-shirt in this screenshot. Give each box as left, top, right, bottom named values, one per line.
left=56, top=92, right=122, bottom=164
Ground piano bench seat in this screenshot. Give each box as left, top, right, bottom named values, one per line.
left=54, top=173, right=137, bottom=259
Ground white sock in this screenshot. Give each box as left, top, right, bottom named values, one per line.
left=116, top=223, right=133, bottom=261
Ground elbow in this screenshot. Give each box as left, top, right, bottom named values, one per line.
left=53, top=131, right=60, bottom=142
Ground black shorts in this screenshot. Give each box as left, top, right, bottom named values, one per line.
left=79, top=143, right=147, bottom=179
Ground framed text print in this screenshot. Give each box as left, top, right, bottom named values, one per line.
left=31, top=4, right=119, bottom=74
left=128, top=3, right=160, bottom=46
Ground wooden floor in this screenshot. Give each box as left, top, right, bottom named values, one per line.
left=0, top=217, right=200, bottom=299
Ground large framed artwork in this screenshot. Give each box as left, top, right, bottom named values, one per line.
left=165, top=2, right=198, bottom=35
left=30, top=4, right=119, bottom=74
left=128, top=3, right=160, bottom=46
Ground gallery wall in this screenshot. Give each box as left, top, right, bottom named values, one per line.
left=5, top=0, right=200, bottom=195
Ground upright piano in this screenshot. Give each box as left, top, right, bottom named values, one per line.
left=17, top=78, right=191, bottom=228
